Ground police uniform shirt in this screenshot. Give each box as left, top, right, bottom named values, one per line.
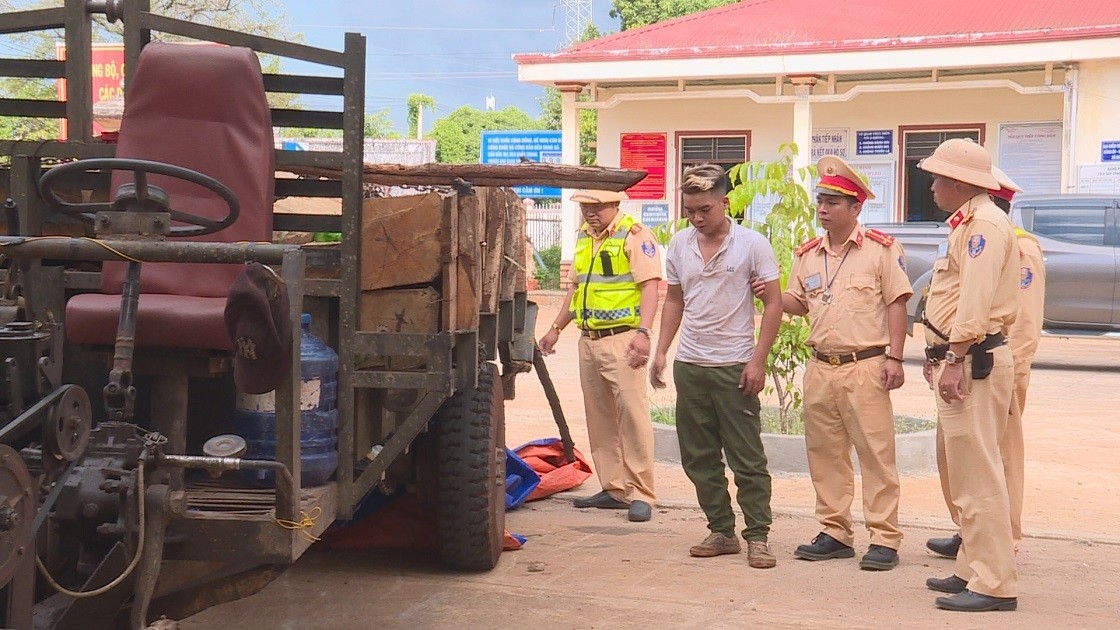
left=566, top=212, right=663, bottom=286
left=924, top=194, right=1020, bottom=347
left=787, top=224, right=913, bottom=354
left=1009, top=232, right=1045, bottom=364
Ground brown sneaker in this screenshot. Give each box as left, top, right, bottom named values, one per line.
left=748, top=540, right=777, bottom=569
left=689, top=533, right=742, bottom=557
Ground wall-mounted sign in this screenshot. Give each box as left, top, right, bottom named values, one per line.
left=480, top=130, right=563, bottom=198
left=811, top=128, right=849, bottom=161
left=1102, top=140, right=1120, bottom=162
left=846, top=161, right=896, bottom=224
left=856, top=130, right=894, bottom=156
left=999, top=122, right=1062, bottom=195
left=1078, top=163, right=1120, bottom=194
left=620, top=132, right=667, bottom=200
left=640, top=203, right=670, bottom=226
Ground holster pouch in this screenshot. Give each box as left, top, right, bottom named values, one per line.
left=968, top=333, right=1005, bottom=380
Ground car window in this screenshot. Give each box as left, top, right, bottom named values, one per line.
left=1030, top=206, right=1107, bottom=246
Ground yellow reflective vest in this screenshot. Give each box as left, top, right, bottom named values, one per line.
left=569, top=214, right=642, bottom=330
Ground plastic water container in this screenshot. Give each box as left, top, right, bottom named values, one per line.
left=234, top=313, right=339, bottom=487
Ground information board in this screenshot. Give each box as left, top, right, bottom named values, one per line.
left=480, top=130, right=563, bottom=198
left=1102, top=141, right=1120, bottom=162
left=1077, top=163, right=1120, bottom=195
left=846, top=161, right=897, bottom=224
left=856, top=130, right=894, bottom=156
left=811, top=128, right=849, bottom=161
left=997, top=122, right=1062, bottom=195
left=641, top=203, right=670, bottom=226
left=620, top=133, right=667, bottom=200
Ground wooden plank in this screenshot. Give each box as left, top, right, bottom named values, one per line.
left=359, top=192, right=449, bottom=291
left=283, top=162, right=647, bottom=191
left=440, top=193, right=458, bottom=335
left=455, top=192, right=482, bottom=331
left=358, top=287, right=440, bottom=370
left=499, top=188, right=527, bottom=301
left=480, top=187, right=506, bottom=314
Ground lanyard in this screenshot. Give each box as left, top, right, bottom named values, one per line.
left=821, top=243, right=852, bottom=305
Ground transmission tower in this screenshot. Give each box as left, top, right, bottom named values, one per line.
left=560, top=0, right=592, bottom=47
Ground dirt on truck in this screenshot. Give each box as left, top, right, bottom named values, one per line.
left=0, top=1, right=646, bottom=627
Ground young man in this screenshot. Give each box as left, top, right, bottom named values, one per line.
left=926, top=166, right=1046, bottom=560
left=538, top=189, right=662, bottom=523
left=918, top=139, right=1020, bottom=612
left=757, top=156, right=912, bottom=571
left=650, top=163, right=783, bottom=568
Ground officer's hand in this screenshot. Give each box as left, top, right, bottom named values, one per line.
left=650, top=352, right=667, bottom=388
left=750, top=276, right=766, bottom=298
left=538, top=328, right=560, bottom=356
left=626, top=333, right=650, bottom=369
left=936, top=363, right=967, bottom=403
left=881, top=358, right=905, bottom=391
left=922, top=361, right=934, bottom=388
left=739, top=360, right=766, bottom=396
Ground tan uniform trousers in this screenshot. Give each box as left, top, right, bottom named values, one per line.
left=938, top=357, right=1030, bottom=546
left=803, top=355, right=902, bottom=549
left=577, top=330, right=656, bottom=504
left=934, top=344, right=1017, bottom=599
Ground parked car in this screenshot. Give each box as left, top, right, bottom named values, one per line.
left=867, top=194, right=1120, bottom=336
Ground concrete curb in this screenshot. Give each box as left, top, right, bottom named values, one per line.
left=652, top=422, right=937, bottom=475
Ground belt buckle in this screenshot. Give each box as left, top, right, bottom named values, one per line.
left=828, top=355, right=841, bottom=366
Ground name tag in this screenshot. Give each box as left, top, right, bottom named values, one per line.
left=805, top=273, right=822, bottom=291
left=936, top=241, right=949, bottom=260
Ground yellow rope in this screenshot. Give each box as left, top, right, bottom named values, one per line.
left=275, top=505, right=323, bottom=542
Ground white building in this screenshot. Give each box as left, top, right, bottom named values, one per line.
left=515, top=0, right=1120, bottom=262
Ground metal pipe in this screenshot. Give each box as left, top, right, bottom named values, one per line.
left=155, top=453, right=295, bottom=497
left=0, top=237, right=296, bottom=265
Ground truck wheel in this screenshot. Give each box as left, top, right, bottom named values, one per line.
left=432, top=361, right=505, bottom=571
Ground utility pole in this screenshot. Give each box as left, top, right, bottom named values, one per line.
left=559, top=0, right=592, bottom=47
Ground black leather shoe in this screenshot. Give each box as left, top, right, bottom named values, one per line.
left=926, top=533, right=962, bottom=559
left=935, top=590, right=1017, bottom=612
left=628, top=500, right=652, bottom=522
left=926, top=574, right=968, bottom=594
left=794, top=533, right=855, bottom=561
left=859, top=544, right=899, bottom=571
left=573, top=491, right=628, bottom=509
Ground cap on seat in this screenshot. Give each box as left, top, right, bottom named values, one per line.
left=224, top=263, right=293, bottom=394
left=918, top=138, right=999, bottom=189
left=989, top=166, right=1023, bottom=203
left=571, top=190, right=628, bottom=204
left=816, top=156, right=875, bottom=203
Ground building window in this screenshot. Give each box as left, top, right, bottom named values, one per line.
left=675, top=131, right=750, bottom=217
left=899, top=125, right=984, bottom=222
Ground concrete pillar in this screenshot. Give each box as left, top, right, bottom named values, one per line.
left=790, top=76, right=818, bottom=192
left=558, top=84, right=585, bottom=286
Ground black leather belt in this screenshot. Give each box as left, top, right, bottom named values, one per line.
left=813, top=347, right=886, bottom=366
left=924, top=333, right=1006, bottom=363
left=581, top=325, right=635, bottom=340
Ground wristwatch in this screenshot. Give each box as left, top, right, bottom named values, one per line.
left=944, top=350, right=966, bottom=365
left=635, top=327, right=651, bottom=338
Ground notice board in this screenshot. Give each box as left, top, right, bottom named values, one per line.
left=620, top=133, right=667, bottom=200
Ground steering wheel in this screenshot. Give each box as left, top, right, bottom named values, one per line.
left=38, top=158, right=240, bottom=237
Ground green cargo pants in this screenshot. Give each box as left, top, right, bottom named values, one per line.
left=673, top=361, right=772, bottom=541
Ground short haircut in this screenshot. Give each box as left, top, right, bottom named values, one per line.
left=680, top=163, right=730, bottom=196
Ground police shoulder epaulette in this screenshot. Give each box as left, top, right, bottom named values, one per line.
left=795, top=236, right=822, bottom=257
left=865, top=228, right=895, bottom=248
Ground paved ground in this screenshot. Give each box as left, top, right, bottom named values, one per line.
left=181, top=291, right=1120, bottom=629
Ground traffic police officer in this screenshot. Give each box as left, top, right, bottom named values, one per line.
left=538, top=190, right=662, bottom=523
left=927, top=166, right=1046, bottom=560
left=774, top=157, right=913, bottom=571
left=918, top=139, right=1020, bottom=612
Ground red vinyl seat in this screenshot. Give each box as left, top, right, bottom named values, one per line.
left=65, top=43, right=275, bottom=349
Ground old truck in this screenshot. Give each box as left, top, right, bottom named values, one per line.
left=869, top=194, right=1120, bottom=337
left=0, top=1, right=643, bottom=627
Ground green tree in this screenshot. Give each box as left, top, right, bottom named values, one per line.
left=727, top=144, right=817, bottom=433
left=609, top=0, right=739, bottom=30
left=429, top=105, right=541, bottom=164
left=538, top=89, right=597, bottom=165
left=407, top=93, right=436, bottom=139
left=279, top=110, right=399, bottom=139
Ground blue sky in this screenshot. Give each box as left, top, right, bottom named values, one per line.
left=279, top=0, right=619, bottom=133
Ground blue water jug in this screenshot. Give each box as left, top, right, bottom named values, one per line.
left=234, top=313, right=339, bottom=487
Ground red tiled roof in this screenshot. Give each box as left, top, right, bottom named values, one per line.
left=516, top=0, right=1120, bottom=64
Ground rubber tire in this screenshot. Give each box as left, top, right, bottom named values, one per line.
left=432, top=362, right=506, bottom=571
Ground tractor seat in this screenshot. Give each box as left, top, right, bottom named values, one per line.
left=64, top=43, right=274, bottom=350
